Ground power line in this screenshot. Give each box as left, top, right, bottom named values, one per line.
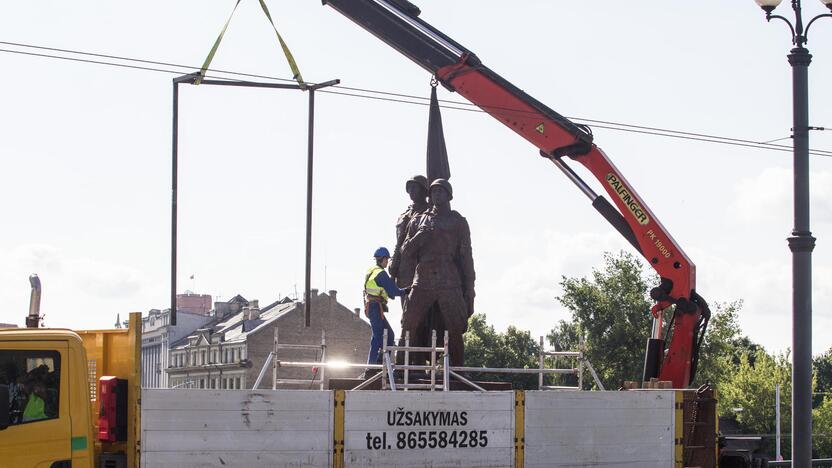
left=319, top=89, right=832, bottom=156
left=1, top=40, right=831, bottom=157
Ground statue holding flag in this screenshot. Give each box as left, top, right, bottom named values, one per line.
left=392, top=80, right=475, bottom=367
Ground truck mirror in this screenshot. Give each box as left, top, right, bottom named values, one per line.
left=0, top=384, right=9, bottom=430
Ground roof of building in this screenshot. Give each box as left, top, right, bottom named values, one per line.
left=170, top=299, right=299, bottom=349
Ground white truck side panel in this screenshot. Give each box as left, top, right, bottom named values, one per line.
left=524, top=390, right=676, bottom=468
left=344, top=391, right=514, bottom=468
left=141, top=389, right=332, bottom=468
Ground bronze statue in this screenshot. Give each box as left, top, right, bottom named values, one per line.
left=389, top=175, right=429, bottom=290
left=390, top=175, right=435, bottom=369
left=400, top=178, right=475, bottom=366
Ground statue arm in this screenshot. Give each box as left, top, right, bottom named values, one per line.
left=458, top=217, right=476, bottom=316
left=400, top=214, right=431, bottom=255
left=390, top=212, right=411, bottom=279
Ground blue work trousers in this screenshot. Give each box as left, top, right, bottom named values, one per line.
left=367, top=302, right=395, bottom=364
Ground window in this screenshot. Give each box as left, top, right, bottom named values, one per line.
left=235, top=377, right=241, bottom=389
left=0, top=350, right=61, bottom=426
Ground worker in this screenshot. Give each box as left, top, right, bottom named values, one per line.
left=364, top=247, right=407, bottom=367
left=21, top=375, right=48, bottom=422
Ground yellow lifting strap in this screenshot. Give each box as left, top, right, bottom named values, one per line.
left=196, top=0, right=305, bottom=88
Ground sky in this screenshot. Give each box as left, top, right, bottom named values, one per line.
left=0, top=1, right=830, bottom=356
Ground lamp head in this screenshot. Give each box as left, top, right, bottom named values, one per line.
left=755, top=0, right=783, bottom=13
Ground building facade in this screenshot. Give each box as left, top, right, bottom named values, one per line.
left=166, top=290, right=370, bottom=389
left=140, top=307, right=213, bottom=388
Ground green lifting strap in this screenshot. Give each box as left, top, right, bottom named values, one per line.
left=196, top=0, right=305, bottom=88
left=257, top=0, right=305, bottom=87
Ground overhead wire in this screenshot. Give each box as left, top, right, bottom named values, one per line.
left=319, top=88, right=832, bottom=156
left=1, top=40, right=831, bottom=157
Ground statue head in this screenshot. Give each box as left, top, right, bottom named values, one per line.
left=429, top=178, right=453, bottom=207
left=406, top=175, right=429, bottom=204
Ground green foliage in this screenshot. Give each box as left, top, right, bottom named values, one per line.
left=719, top=352, right=792, bottom=436
left=536, top=250, right=832, bottom=458
left=463, top=314, right=541, bottom=389
left=813, top=396, right=832, bottom=458
left=814, top=348, right=832, bottom=407
left=693, top=300, right=763, bottom=388
left=548, top=251, right=653, bottom=389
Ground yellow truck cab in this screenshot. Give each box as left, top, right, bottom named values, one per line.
left=0, top=313, right=140, bottom=468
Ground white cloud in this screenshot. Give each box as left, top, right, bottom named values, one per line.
left=731, top=167, right=832, bottom=225
left=476, top=229, right=633, bottom=340
left=0, top=244, right=144, bottom=327
left=67, top=258, right=143, bottom=298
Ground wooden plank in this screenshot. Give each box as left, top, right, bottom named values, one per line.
left=345, top=447, right=513, bottom=467
left=524, top=390, right=676, bottom=410
left=526, top=407, right=673, bottom=428
left=141, top=389, right=331, bottom=411
left=141, top=389, right=333, bottom=468
left=344, top=411, right=513, bottom=429
left=345, top=390, right=514, bottom=411
left=143, top=451, right=330, bottom=468
left=344, top=391, right=514, bottom=468
left=142, top=408, right=329, bottom=431
left=527, top=461, right=668, bottom=468
left=344, top=428, right=514, bottom=449
left=524, top=391, right=674, bottom=467
left=525, top=426, right=672, bottom=448
left=143, top=429, right=331, bottom=452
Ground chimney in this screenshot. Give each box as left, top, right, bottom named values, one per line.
left=328, top=290, right=337, bottom=302
left=310, top=288, right=319, bottom=298
left=250, top=299, right=259, bottom=309
left=242, top=303, right=261, bottom=321
left=354, top=308, right=361, bottom=318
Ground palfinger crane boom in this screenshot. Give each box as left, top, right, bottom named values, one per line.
left=323, top=0, right=710, bottom=387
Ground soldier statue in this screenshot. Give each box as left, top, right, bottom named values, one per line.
left=400, top=178, right=475, bottom=366
left=389, top=175, right=429, bottom=291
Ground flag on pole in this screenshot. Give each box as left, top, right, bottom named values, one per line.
left=426, top=82, right=450, bottom=183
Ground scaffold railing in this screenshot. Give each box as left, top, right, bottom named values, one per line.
left=270, top=330, right=605, bottom=391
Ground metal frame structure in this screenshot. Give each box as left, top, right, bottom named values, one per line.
left=169, top=73, right=338, bottom=327
left=273, top=331, right=604, bottom=392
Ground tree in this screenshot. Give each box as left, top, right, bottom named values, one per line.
left=463, top=314, right=541, bottom=389
left=719, top=352, right=792, bottom=434
left=813, top=396, right=832, bottom=458
left=693, top=300, right=763, bottom=388
left=814, top=348, right=832, bottom=407
left=549, top=251, right=653, bottom=389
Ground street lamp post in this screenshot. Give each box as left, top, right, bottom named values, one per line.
left=753, top=0, right=832, bottom=465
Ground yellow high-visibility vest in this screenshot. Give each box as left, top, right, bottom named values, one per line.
left=364, top=266, right=389, bottom=301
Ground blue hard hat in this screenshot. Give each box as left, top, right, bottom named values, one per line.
left=374, top=247, right=391, bottom=258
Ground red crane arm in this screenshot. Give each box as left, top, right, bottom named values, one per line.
left=435, top=60, right=705, bottom=387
